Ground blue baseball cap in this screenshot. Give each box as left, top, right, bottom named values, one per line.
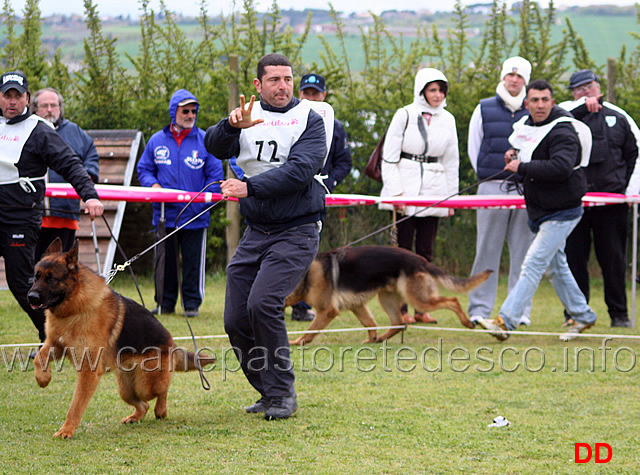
left=568, top=69, right=598, bottom=89
left=299, top=73, right=326, bottom=92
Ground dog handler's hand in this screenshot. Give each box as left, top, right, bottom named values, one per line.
left=84, top=199, right=104, bottom=220
left=221, top=178, right=248, bottom=199
left=504, top=159, right=520, bottom=173
left=228, top=94, right=265, bottom=129
left=504, top=148, right=518, bottom=164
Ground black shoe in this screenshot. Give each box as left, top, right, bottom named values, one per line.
left=611, top=318, right=633, bottom=328
left=264, top=396, right=297, bottom=420
left=184, top=308, right=199, bottom=318
left=292, top=306, right=315, bottom=321
left=28, top=345, right=43, bottom=359
left=151, top=307, right=174, bottom=315
left=246, top=397, right=270, bottom=414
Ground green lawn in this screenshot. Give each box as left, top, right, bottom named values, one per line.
left=1, top=273, right=639, bottom=472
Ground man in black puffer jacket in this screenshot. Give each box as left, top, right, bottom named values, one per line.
left=477, top=79, right=597, bottom=342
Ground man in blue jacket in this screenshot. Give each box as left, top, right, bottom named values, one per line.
left=205, top=53, right=326, bottom=420
left=32, top=88, right=100, bottom=259
left=137, top=89, right=224, bottom=317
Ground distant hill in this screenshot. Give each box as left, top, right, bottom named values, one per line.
left=7, top=5, right=640, bottom=71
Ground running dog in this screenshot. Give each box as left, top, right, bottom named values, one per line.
left=27, top=238, right=215, bottom=439
left=286, top=245, right=492, bottom=345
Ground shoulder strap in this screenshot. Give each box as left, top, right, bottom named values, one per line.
left=416, top=112, right=428, bottom=156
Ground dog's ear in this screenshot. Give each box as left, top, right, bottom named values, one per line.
left=44, top=237, right=63, bottom=256
left=65, top=240, right=80, bottom=269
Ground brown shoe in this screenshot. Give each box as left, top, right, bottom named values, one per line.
left=414, top=312, right=437, bottom=324
left=401, top=309, right=416, bottom=324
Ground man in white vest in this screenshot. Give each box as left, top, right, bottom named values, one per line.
left=205, top=54, right=327, bottom=420
left=0, top=70, right=104, bottom=343
left=477, top=79, right=597, bottom=341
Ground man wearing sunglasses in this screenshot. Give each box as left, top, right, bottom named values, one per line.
left=137, top=89, right=224, bottom=318
left=560, top=69, right=640, bottom=328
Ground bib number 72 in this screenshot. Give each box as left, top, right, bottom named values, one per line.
left=255, top=140, right=279, bottom=162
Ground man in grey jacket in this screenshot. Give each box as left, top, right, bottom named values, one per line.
left=32, top=87, right=100, bottom=260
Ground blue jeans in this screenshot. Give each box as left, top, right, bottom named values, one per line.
left=499, top=217, right=597, bottom=331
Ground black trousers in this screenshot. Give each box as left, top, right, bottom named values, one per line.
left=397, top=216, right=439, bottom=262
left=566, top=204, right=628, bottom=321
left=35, top=227, right=76, bottom=262
left=157, top=227, right=207, bottom=311
left=0, top=224, right=46, bottom=341
left=224, top=224, right=319, bottom=398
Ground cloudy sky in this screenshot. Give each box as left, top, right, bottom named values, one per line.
left=6, top=0, right=638, bottom=17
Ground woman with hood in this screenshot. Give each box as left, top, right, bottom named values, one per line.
left=380, top=68, right=460, bottom=324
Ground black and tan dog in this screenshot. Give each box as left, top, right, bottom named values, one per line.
left=286, top=246, right=492, bottom=345
left=27, top=239, right=215, bottom=439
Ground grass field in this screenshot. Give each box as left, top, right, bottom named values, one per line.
left=1, top=272, right=640, bottom=472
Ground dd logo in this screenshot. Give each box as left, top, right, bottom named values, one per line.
left=574, top=443, right=612, bottom=463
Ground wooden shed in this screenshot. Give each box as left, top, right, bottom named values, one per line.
left=0, top=129, right=145, bottom=289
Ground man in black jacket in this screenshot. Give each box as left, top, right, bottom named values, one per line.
left=560, top=69, right=640, bottom=328
left=0, top=71, right=104, bottom=342
left=478, top=79, right=597, bottom=342
left=205, top=54, right=326, bottom=420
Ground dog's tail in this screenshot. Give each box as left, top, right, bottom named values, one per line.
left=171, top=348, right=217, bottom=372
left=437, top=270, right=492, bottom=292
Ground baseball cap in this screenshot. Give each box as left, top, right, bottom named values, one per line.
left=567, top=69, right=598, bottom=89
left=500, top=57, right=531, bottom=85
left=177, top=98, right=198, bottom=107
left=299, top=73, right=326, bottom=92
left=0, top=71, right=29, bottom=94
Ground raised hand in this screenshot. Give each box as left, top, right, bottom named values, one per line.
left=228, top=94, right=265, bottom=129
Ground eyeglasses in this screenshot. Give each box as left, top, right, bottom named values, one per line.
left=573, top=82, right=595, bottom=95
left=180, top=108, right=197, bottom=115
left=37, top=103, right=60, bottom=110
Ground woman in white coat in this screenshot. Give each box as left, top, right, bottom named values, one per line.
left=380, top=67, right=460, bottom=323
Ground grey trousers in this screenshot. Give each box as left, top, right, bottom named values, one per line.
left=224, top=223, right=319, bottom=398
left=467, top=181, right=535, bottom=319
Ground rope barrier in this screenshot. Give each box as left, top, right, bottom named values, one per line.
left=3, top=323, right=640, bottom=349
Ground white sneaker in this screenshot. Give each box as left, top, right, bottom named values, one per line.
left=477, top=317, right=510, bottom=341
left=559, top=321, right=594, bottom=342
left=518, top=315, right=531, bottom=326
left=470, top=315, right=485, bottom=327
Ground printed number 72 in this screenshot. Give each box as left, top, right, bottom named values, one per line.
left=256, top=140, right=279, bottom=162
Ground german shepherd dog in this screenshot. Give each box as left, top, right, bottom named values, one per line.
left=27, top=239, right=215, bottom=439
left=286, top=246, right=492, bottom=345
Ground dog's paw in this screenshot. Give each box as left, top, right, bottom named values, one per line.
left=35, top=370, right=51, bottom=388
left=289, top=338, right=304, bottom=346
left=53, top=426, right=75, bottom=439
left=121, top=415, right=142, bottom=424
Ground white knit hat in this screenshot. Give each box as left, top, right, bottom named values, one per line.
left=500, top=56, right=531, bottom=84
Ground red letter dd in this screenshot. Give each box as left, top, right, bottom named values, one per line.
left=575, top=443, right=592, bottom=463
left=595, top=443, right=612, bottom=463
